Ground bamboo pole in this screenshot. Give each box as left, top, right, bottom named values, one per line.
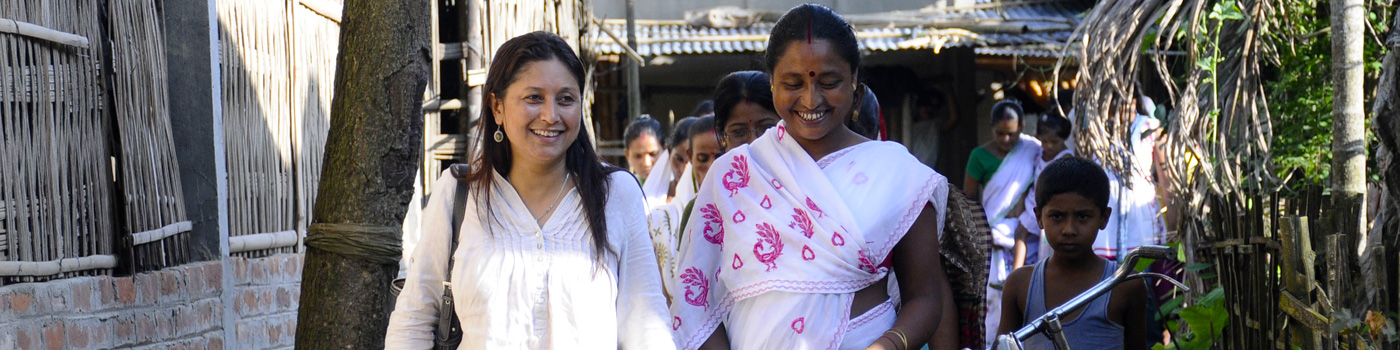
left=0, top=17, right=88, bottom=48
left=229, top=230, right=299, bottom=253
left=0, top=255, right=117, bottom=276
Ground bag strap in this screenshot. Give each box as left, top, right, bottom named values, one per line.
left=446, top=164, right=471, bottom=284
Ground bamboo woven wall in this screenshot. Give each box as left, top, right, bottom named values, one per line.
left=108, top=0, right=192, bottom=272
left=0, top=0, right=114, bottom=283
left=218, top=0, right=342, bottom=257
left=0, top=0, right=192, bottom=283
left=292, top=0, right=341, bottom=253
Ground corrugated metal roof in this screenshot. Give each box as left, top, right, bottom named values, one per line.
left=592, top=1, right=1087, bottom=57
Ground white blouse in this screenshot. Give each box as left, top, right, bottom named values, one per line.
left=386, top=170, right=677, bottom=349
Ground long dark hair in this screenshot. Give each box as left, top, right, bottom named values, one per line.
left=466, top=31, right=613, bottom=261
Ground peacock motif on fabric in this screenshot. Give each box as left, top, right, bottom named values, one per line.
left=789, top=208, right=815, bottom=238
left=680, top=267, right=710, bottom=307
left=753, top=222, right=784, bottom=271
left=722, top=155, right=751, bottom=197
left=700, top=204, right=725, bottom=245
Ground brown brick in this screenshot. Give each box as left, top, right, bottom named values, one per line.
left=161, top=271, right=181, bottom=299
left=250, top=261, right=266, bottom=283
left=285, top=255, right=301, bottom=280
left=204, top=263, right=223, bottom=293
left=157, top=310, right=176, bottom=338
left=16, top=325, right=35, bottom=350
left=135, top=273, right=159, bottom=305
left=276, top=287, right=292, bottom=309
left=98, top=276, right=115, bottom=307
left=112, top=315, right=135, bottom=346
left=207, top=333, right=224, bottom=350
left=114, top=278, right=136, bottom=304
left=66, top=322, right=89, bottom=349
left=11, top=290, right=34, bottom=315
left=42, top=322, right=65, bottom=350
left=136, top=313, right=155, bottom=343
left=73, top=280, right=94, bottom=312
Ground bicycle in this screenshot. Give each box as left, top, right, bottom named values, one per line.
left=992, top=245, right=1190, bottom=350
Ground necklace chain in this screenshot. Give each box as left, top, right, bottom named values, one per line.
left=536, top=172, right=570, bottom=223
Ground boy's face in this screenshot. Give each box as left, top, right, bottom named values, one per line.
left=1038, top=192, right=1110, bottom=260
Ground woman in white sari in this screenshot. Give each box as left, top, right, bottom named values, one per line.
left=669, top=5, right=955, bottom=349
left=962, top=99, right=1040, bottom=344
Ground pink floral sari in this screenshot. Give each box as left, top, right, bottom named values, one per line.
left=668, top=121, right=948, bottom=349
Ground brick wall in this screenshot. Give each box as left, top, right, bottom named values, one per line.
left=0, top=254, right=303, bottom=350
left=231, top=254, right=302, bottom=350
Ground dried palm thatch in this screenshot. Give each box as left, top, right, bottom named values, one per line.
left=1056, top=0, right=1281, bottom=346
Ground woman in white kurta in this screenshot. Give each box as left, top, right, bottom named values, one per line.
left=386, top=31, right=675, bottom=349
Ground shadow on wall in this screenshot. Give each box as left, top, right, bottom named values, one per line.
left=216, top=0, right=338, bottom=259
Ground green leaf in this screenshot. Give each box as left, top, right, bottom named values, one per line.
left=1185, top=263, right=1213, bottom=271
left=1159, top=294, right=1187, bottom=316
left=1135, top=258, right=1156, bottom=271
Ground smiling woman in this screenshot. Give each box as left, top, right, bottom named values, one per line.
left=386, top=31, right=676, bottom=349
left=667, top=4, right=957, bottom=350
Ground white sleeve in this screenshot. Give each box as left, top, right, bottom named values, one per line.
left=385, top=170, right=458, bottom=348
left=611, top=173, right=680, bottom=350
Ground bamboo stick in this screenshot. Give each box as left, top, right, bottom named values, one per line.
left=299, top=0, right=341, bottom=23
left=0, top=17, right=88, bottom=48
left=0, top=254, right=117, bottom=276
left=228, top=230, right=298, bottom=253
left=130, top=221, right=191, bottom=246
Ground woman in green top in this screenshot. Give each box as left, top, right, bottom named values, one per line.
left=963, top=99, right=1043, bottom=345
left=963, top=101, right=1025, bottom=199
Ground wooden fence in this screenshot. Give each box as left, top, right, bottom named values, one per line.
left=217, top=0, right=342, bottom=257
left=0, top=0, right=190, bottom=284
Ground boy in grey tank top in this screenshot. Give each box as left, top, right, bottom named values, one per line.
left=994, top=157, right=1148, bottom=349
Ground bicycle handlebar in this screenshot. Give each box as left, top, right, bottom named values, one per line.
left=993, top=245, right=1185, bottom=350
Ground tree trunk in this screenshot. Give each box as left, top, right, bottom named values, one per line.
left=1330, top=0, right=1367, bottom=308
left=294, top=0, right=429, bottom=348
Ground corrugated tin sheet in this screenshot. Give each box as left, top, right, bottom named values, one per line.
left=593, top=1, right=1087, bottom=57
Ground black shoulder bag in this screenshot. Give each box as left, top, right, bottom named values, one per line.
left=435, top=165, right=470, bottom=349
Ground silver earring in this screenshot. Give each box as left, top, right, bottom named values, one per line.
left=493, top=125, right=504, bottom=143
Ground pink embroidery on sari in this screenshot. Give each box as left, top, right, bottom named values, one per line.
left=857, top=250, right=877, bottom=273
left=770, top=179, right=783, bottom=190
left=673, top=317, right=682, bottom=330
left=805, top=197, right=825, bottom=218
left=831, top=231, right=845, bottom=246
left=680, top=267, right=710, bottom=307
left=777, top=125, right=786, bottom=141
left=789, top=208, right=814, bottom=238
left=700, top=204, right=725, bottom=245
left=732, top=254, right=744, bottom=269
left=732, top=210, right=747, bottom=223
left=791, top=317, right=805, bottom=333
left=853, top=172, right=869, bottom=185
left=721, top=155, right=750, bottom=196
left=760, top=195, right=772, bottom=209
left=802, top=245, right=815, bottom=260
left=754, top=223, right=784, bottom=271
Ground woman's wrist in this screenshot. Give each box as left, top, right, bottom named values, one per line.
left=866, top=335, right=898, bottom=350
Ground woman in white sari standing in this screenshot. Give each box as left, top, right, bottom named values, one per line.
left=669, top=4, right=955, bottom=349
left=962, top=99, right=1040, bottom=345
left=386, top=32, right=675, bottom=349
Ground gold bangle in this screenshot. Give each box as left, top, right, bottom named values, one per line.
left=883, top=329, right=908, bottom=350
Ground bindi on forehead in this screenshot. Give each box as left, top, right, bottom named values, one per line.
left=809, top=71, right=816, bottom=77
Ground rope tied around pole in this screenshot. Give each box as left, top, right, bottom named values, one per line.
left=304, top=223, right=403, bottom=264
